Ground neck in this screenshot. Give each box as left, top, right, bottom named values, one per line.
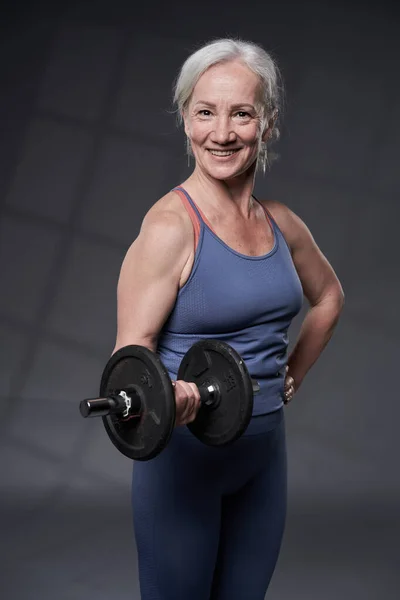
left=182, top=165, right=257, bottom=219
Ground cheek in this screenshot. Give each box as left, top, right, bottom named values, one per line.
left=190, top=121, right=211, bottom=142
left=242, top=124, right=262, bottom=144
left=226, top=120, right=261, bottom=146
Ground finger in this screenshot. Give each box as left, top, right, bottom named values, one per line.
left=183, top=394, right=202, bottom=425
left=185, top=381, right=201, bottom=403
left=175, top=380, right=197, bottom=397
left=186, top=400, right=200, bottom=423
left=177, top=381, right=201, bottom=412
left=174, top=380, right=194, bottom=402
left=284, top=376, right=295, bottom=390
left=284, top=386, right=295, bottom=403
left=175, top=381, right=198, bottom=423
left=173, top=382, right=190, bottom=424
left=284, top=394, right=292, bottom=405
left=177, top=398, right=192, bottom=424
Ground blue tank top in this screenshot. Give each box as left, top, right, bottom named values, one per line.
left=157, top=186, right=304, bottom=415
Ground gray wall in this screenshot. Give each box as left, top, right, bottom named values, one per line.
left=1, top=1, right=399, bottom=598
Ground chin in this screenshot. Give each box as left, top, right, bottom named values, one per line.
left=207, top=164, right=253, bottom=181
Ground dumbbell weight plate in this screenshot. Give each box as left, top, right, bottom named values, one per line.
left=100, top=345, right=176, bottom=461
left=177, top=339, right=254, bottom=446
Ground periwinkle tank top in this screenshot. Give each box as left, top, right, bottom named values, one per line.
left=156, top=186, right=304, bottom=416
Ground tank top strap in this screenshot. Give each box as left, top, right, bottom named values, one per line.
left=252, top=195, right=278, bottom=234
left=173, top=187, right=280, bottom=252
left=252, top=195, right=293, bottom=255
left=172, top=186, right=216, bottom=251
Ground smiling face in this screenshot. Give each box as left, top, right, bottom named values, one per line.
left=183, top=60, right=269, bottom=181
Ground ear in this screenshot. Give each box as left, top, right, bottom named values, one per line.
left=262, top=108, right=279, bottom=142
left=182, top=110, right=190, bottom=137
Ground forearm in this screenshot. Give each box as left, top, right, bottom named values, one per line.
left=287, top=294, right=344, bottom=390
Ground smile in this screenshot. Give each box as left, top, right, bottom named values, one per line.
left=207, top=149, right=241, bottom=157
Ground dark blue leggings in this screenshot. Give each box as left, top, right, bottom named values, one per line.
left=132, top=407, right=287, bottom=600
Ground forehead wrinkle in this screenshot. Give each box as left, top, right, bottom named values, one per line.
left=192, top=84, right=261, bottom=112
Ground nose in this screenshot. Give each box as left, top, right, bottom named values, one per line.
left=210, top=116, right=236, bottom=145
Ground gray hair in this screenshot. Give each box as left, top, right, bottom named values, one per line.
left=173, top=38, right=283, bottom=171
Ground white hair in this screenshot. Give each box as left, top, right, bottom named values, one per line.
left=173, top=38, right=283, bottom=170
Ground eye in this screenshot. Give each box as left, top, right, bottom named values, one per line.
left=198, top=110, right=212, bottom=116
left=236, top=111, right=251, bottom=118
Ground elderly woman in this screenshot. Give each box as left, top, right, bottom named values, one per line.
left=113, top=39, right=344, bottom=600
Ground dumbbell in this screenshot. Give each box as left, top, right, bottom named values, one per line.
left=80, top=339, right=259, bottom=461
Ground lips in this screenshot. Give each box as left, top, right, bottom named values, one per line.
left=207, top=149, right=241, bottom=156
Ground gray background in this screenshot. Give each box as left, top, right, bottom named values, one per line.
left=1, top=0, right=399, bottom=598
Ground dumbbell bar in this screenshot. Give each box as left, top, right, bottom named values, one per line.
left=80, top=340, right=258, bottom=461
left=80, top=378, right=260, bottom=417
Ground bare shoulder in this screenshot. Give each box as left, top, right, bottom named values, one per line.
left=259, top=198, right=310, bottom=252
left=260, top=198, right=291, bottom=225
left=260, top=198, right=344, bottom=305
left=146, top=191, right=195, bottom=223
left=134, top=189, right=194, bottom=249
left=114, top=191, right=195, bottom=351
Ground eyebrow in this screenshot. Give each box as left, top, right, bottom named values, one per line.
left=193, top=101, right=256, bottom=111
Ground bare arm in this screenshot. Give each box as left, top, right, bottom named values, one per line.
left=111, top=203, right=201, bottom=426
left=268, top=201, right=345, bottom=390
left=112, top=206, right=192, bottom=355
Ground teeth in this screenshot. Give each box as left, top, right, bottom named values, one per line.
left=209, top=150, right=238, bottom=156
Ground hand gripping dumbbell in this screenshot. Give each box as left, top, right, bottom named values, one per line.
left=80, top=339, right=259, bottom=461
